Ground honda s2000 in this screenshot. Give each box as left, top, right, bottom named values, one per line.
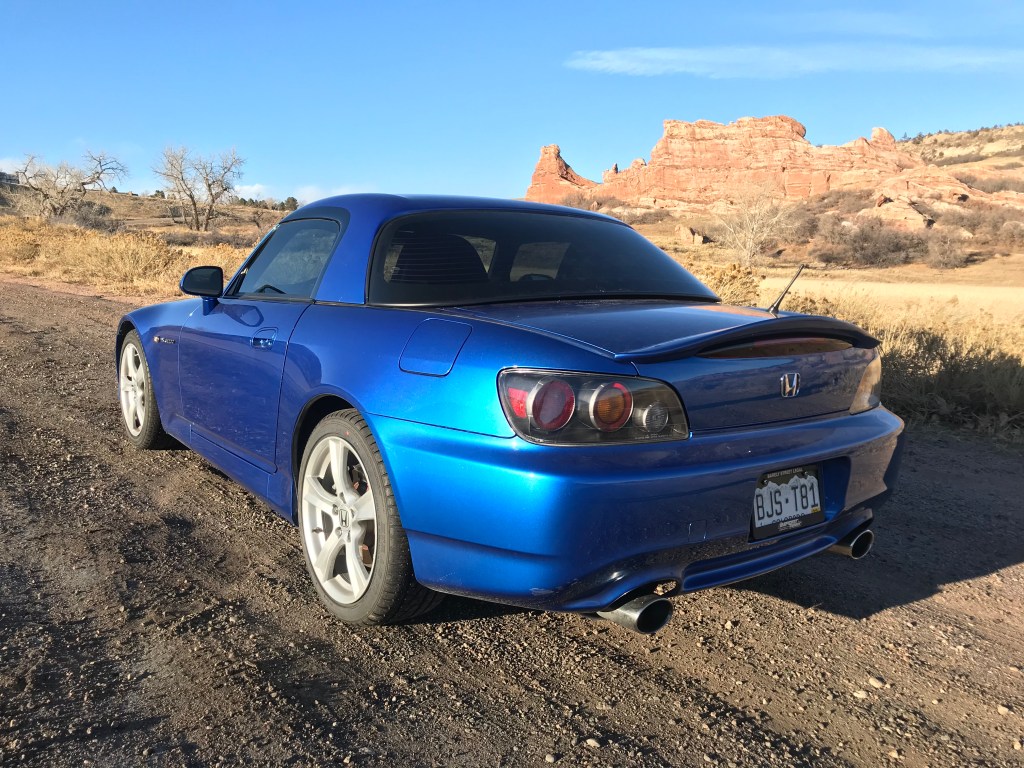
left=116, top=194, right=903, bottom=634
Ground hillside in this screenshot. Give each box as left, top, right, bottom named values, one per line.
left=898, top=123, right=1024, bottom=170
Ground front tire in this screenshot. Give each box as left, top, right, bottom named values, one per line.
left=118, top=330, right=168, bottom=449
left=297, top=410, right=442, bottom=625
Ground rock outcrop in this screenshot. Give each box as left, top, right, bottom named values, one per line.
left=864, top=165, right=1024, bottom=230
left=525, top=145, right=598, bottom=203
left=525, top=116, right=921, bottom=210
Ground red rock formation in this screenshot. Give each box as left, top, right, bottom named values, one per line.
left=526, top=116, right=921, bottom=209
left=526, top=145, right=598, bottom=203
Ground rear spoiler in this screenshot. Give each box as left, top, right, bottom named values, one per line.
left=615, top=314, right=879, bottom=364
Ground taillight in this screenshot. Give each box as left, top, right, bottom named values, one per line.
left=498, top=369, right=689, bottom=445
left=850, top=352, right=882, bottom=414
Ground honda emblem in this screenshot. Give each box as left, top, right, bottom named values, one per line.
left=780, top=372, right=801, bottom=398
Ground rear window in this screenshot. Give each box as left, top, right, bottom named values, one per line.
left=368, top=211, right=718, bottom=307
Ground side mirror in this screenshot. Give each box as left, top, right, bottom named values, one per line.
left=180, top=266, right=224, bottom=297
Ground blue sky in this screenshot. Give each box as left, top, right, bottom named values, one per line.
left=3, top=0, right=1022, bottom=202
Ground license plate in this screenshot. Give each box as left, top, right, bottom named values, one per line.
left=752, top=465, right=824, bottom=540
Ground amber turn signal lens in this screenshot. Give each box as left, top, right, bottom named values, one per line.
left=587, top=382, right=633, bottom=432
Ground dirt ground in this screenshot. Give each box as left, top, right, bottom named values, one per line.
left=1, top=278, right=1022, bottom=768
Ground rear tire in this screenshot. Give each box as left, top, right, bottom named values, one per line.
left=118, top=330, right=169, bottom=449
left=297, top=410, right=443, bottom=625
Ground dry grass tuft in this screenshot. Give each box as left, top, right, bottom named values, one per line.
left=0, top=216, right=247, bottom=295
left=688, top=262, right=762, bottom=305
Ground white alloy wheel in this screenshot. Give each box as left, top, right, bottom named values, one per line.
left=118, top=330, right=167, bottom=449
left=300, top=434, right=378, bottom=604
left=296, top=410, right=442, bottom=625
left=119, top=340, right=148, bottom=437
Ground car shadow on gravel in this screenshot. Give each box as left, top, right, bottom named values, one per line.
left=737, top=428, right=1024, bottom=619
left=400, top=595, right=533, bottom=626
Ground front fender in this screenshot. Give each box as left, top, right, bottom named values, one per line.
left=116, top=299, right=201, bottom=437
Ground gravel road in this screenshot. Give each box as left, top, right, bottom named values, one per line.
left=1, top=278, right=1022, bottom=767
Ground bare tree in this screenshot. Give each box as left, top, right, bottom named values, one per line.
left=716, top=184, right=793, bottom=267
left=14, top=152, right=126, bottom=218
left=247, top=205, right=277, bottom=235
left=154, top=147, right=244, bottom=231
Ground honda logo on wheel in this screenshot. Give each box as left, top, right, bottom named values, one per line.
left=780, top=372, right=801, bottom=398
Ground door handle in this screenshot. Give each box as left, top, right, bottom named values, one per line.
left=251, top=328, right=278, bottom=350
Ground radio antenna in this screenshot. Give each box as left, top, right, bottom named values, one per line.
left=767, top=264, right=806, bottom=316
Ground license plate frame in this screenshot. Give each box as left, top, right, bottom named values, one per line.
left=751, top=464, right=824, bottom=540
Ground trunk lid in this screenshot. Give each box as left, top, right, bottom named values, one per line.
left=451, top=300, right=877, bottom=430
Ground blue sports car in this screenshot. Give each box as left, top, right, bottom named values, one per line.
left=116, top=194, right=903, bottom=634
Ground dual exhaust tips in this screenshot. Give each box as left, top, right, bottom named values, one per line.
left=595, top=525, right=875, bottom=635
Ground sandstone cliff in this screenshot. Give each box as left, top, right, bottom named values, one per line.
left=525, top=116, right=922, bottom=210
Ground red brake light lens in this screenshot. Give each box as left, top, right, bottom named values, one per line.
left=528, top=378, right=576, bottom=432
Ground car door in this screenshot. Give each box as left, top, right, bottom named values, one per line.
left=178, top=218, right=342, bottom=472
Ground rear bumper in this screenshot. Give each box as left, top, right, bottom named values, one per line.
left=370, top=407, right=904, bottom=612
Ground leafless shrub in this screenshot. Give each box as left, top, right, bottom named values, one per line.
left=615, top=208, right=672, bottom=225
left=161, top=229, right=257, bottom=249
left=161, top=230, right=203, bottom=247
left=925, top=230, right=970, bottom=269
left=806, top=188, right=874, bottom=215
left=1001, top=220, right=1024, bottom=245
left=205, top=230, right=257, bottom=249
left=940, top=204, right=1024, bottom=243
left=65, top=201, right=122, bottom=233
left=810, top=218, right=927, bottom=267
left=787, top=204, right=819, bottom=242
left=954, top=173, right=1024, bottom=194
left=715, top=184, right=794, bottom=266
left=590, top=194, right=627, bottom=209
left=559, top=191, right=591, bottom=210
left=934, top=152, right=987, bottom=166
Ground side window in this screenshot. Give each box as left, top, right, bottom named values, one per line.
left=232, top=219, right=341, bottom=299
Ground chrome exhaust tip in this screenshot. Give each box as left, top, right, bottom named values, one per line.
left=596, top=593, right=673, bottom=634
left=829, top=527, right=874, bottom=560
